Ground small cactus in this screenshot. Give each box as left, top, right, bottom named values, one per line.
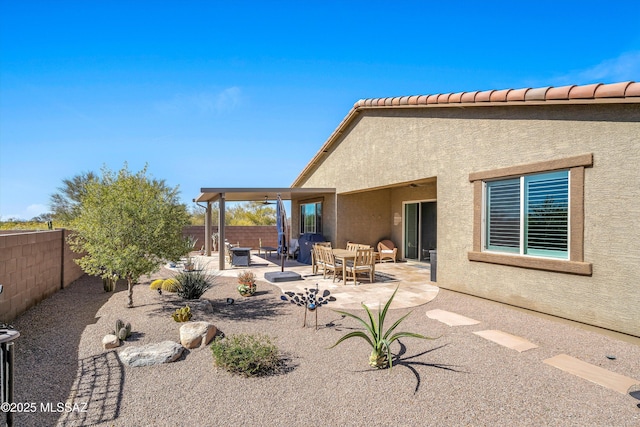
left=162, top=278, right=179, bottom=292
left=113, top=319, right=132, bottom=341
left=117, top=327, right=128, bottom=341
left=171, top=305, right=192, bottom=322
left=149, top=279, right=164, bottom=290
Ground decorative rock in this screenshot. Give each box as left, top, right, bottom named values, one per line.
left=102, top=334, right=120, bottom=350
left=179, top=321, right=218, bottom=349
left=119, top=341, right=184, bottom=367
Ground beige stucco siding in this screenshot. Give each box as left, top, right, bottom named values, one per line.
left=297, top=103, right=640, bottom=336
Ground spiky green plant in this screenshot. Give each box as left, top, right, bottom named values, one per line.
left=330, top=286, right=433, bottom=369
left=174, top=266, right=214, bottom=300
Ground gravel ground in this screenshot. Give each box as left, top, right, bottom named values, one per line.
left=10, top=271, right=640, bottom=427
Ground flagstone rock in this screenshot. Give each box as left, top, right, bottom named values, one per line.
left=119, top=341, right=184, bottom=367
left=179, top=321, right=217, bottom=349
left=102, top=334, right=120, bottom=350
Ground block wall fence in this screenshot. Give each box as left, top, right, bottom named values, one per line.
left=182, top=225, right=278, bottom=250
left=0, top=229, right=84, bottom=323
left=0, top=226, right=277, bottom=323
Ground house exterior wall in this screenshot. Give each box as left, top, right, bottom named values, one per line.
left=335, top=189, right=392, bottom=248
left=296, top=103, right=640, bottom=337
left=291, top=193, right=336, bottom=243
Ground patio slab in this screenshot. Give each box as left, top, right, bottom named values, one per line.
left=188, top=252, right=439, bottom=310
left=426, top=309, right=481, bottom=326
left=544, top=354, right=640, bottom=394
left=473, top=329, right=538, bottom=352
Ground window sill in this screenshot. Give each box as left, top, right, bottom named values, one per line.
left=468, top=251, right=592, bottom=276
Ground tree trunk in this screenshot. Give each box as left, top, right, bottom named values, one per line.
left=127, top=278, right=134, bottom=308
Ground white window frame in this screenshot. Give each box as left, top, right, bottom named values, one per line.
left=482, top=171, right=570, bottom=260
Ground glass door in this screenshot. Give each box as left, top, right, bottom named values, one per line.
left=404, top=201, right=437, bottom=262
left=404, top=203, right=419, bottom=260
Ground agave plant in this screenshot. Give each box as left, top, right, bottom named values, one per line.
left=330, top=286, right=433, bottom=369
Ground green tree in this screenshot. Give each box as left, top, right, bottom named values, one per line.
left=189, top=203, right=219, bottom=225
left=227, top=202, right=276, bottom=226
left=68, top=164, right=190, bottom=307
left=50, top=171, right=98, bottom=224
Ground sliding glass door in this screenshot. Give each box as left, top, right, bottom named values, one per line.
left=403, top=201, right=437, bottom=262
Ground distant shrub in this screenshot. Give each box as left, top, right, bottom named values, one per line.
left=210, top=334, right=280, bottom=377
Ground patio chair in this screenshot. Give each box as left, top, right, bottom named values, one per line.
left=345, top=248, right=375, bottom=284
left=377, top=239, right=398, bottom=263
left=311, top=244, right=324, bottom=275
left=319, top=245, right=342, bottom=282
left=346, top=241, right=359, bottom=251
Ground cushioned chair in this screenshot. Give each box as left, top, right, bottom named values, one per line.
left=377, top=240, right=398, bottom=263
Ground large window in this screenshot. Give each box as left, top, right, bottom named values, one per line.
left=300, top=201, right=322, bottom=234
left=485, top=171, right=568, bottom=259
left=468, top=154, right=592, bottom=275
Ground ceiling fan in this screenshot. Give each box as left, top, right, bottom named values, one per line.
left=262, top=196, right=276, bottom=205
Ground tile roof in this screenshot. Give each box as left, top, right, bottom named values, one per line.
left=292, top=80, right=639, bottom=187
left=354, top=81, right=639, bottom=108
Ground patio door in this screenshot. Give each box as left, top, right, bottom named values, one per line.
left=403, top=201, right=437, bottom=262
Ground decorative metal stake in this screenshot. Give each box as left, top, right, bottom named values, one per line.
left=280, top=285, right=336, bottom=330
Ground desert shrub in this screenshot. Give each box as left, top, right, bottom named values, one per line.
left=210, top=334, right=280, bottom=377
left=174, top=268, right=214, bottom=299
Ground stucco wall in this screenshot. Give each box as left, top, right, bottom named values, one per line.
left=297, top=103, right=640, bottom=337
left=290, top=193, right=336, bottom=243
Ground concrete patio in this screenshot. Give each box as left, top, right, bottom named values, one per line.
left=174, top=250, right=440, bottom=310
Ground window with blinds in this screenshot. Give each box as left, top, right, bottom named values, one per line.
left=485, top=171, right=569, bottom=259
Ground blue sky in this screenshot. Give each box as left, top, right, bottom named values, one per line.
left=1, top=0, right=639, bottom=220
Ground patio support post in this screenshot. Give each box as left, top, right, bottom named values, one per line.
left=218, top=193, right=226, bottom=270
left=204, top=201, right=212, bottom=256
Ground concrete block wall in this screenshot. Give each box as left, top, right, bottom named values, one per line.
left=183, top=225, right=278, bottom=250
left=0, top=229, right=84, bottom=323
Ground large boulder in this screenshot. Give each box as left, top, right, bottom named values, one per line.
left=102, top=334, right=120, bottom=350
left=119, top=341, right=184, bottom=367
left=179, top=321, right=218, bottom=349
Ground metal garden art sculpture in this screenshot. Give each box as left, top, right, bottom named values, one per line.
left=280, top=285, right=336, bottom=330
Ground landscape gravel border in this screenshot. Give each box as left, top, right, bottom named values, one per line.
left=11, top=270, right=640, bottom=426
